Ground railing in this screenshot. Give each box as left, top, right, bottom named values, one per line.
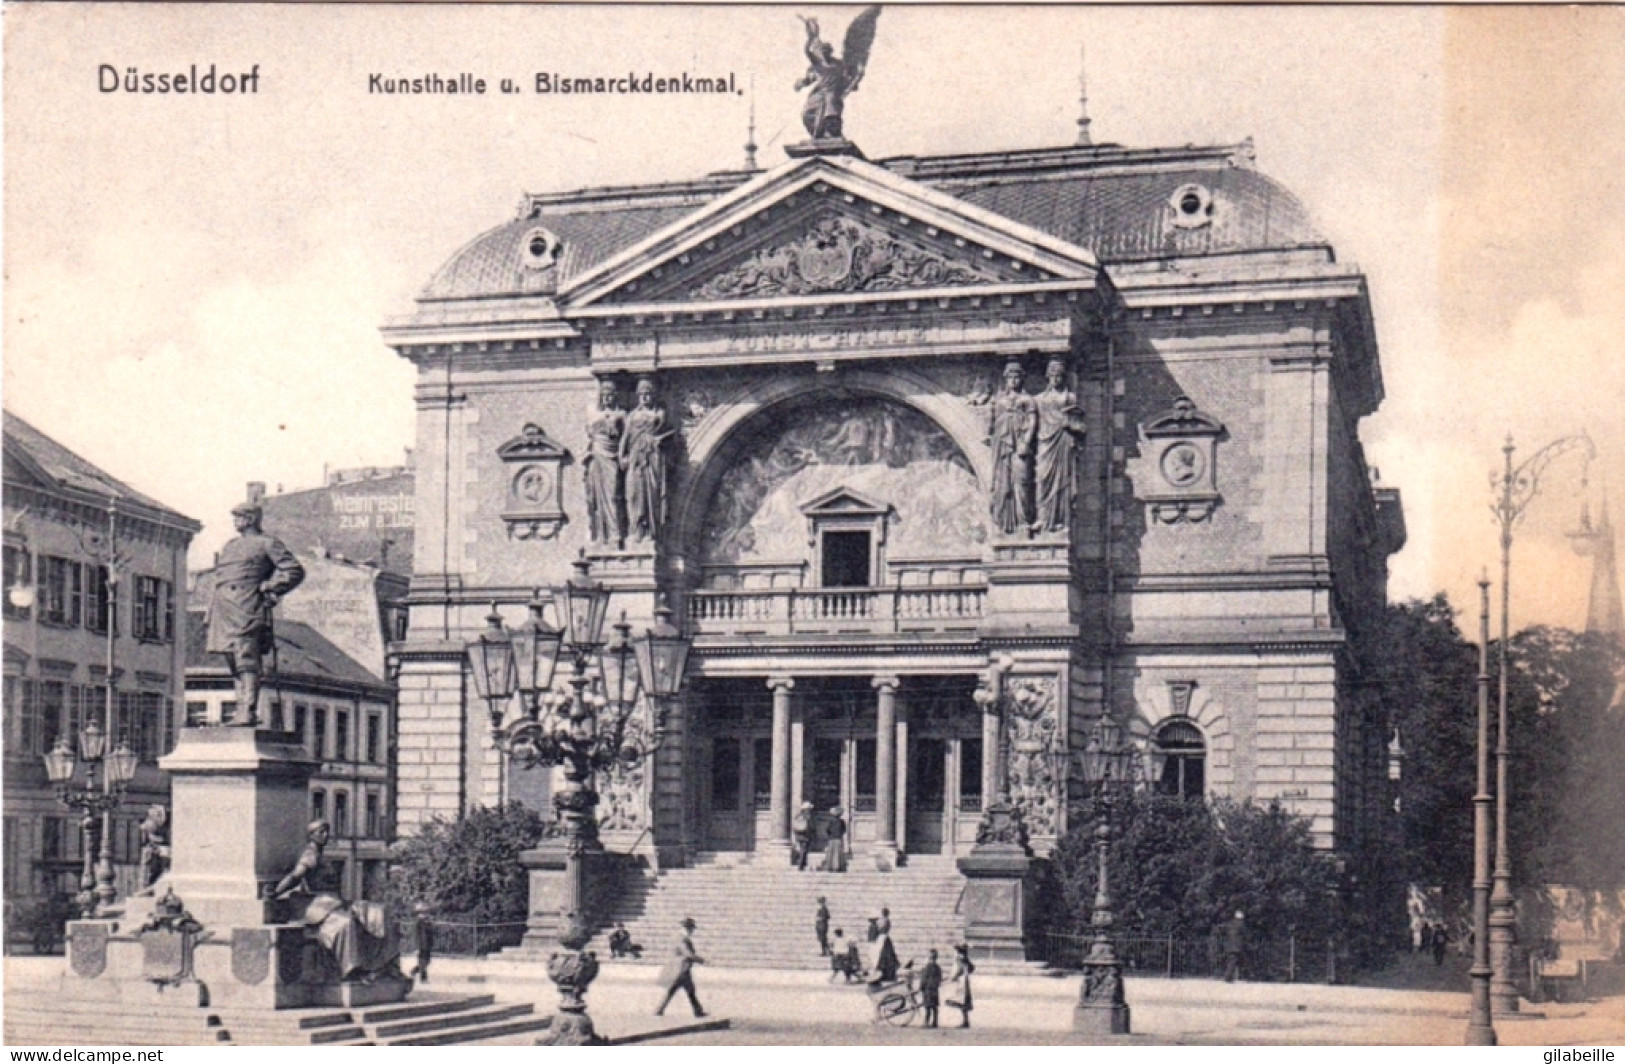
left=688, top=585, right=985, bottom=635
left=1044, top=932, right=1341, bottom=984
left=427, top=916, right=529, bottom=957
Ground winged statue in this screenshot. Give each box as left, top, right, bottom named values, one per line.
left=794, top=6, right=882, bottom=141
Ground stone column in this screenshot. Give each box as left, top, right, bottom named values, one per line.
left=767, top=676, right=796, bottom=852
left=873, top=675, right=901, bottom=870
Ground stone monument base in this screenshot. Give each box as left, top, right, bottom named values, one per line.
left=785, top=137, right=865, bottom=159
left=1073, top=1000, right=1131, bottom=1037
left=956, top=844, right=1034, bottom=963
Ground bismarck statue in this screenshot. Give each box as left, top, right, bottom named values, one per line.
left=788, top=6, right=880, bottom=157
left=206, top=500, right=304, bottom=726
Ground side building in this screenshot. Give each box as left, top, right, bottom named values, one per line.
left=183, top=611, right=395, bottom=902
left=2, top=411, right=200, bottom=939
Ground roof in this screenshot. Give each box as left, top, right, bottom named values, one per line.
left=185, top=610, right=387, bottom=690
left=3, top=410, right=201, bottom=533
left=415, top=141, right=1326, bottom=304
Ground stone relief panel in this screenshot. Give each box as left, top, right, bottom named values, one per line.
left=1002, top=673, right=1061, bottom=836
left=688, top=210, right=1006, bottom=301
left=698, top=396, right=986, bottom=566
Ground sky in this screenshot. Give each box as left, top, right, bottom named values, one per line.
left=4, top=4, right=1622, bottom=636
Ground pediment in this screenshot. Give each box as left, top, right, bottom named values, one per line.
left=561, top=155, right=1098, bottom=310
left=800, top=486, right=891, bottom=518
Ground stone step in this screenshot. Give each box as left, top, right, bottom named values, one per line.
left=354, top=994, right=497, bottom=1024
left=386, top=1015, right=554, bottom=1046
left=372, top=1003, right=536, bottom=1040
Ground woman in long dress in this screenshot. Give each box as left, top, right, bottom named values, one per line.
left=822, top=807, right=848, bottom=872
left=1032, top=359, right=1084, bottom=533
left=946, top=942, right=976, bottom=1028
left=988, top=361, right=1037, bottom=535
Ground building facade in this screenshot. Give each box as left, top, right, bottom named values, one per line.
left=2, top=412, right=200, bottom=929
left=184, top=612, right=395, bottom=902
left=382, top=138, right=1405, bottom=883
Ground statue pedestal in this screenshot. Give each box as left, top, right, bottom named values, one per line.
left=158, top=728, right=319, bottom=928
left=518, top=840, right=620, bottom=952
left=785, top=137, right=865, bottom=159
left=956, top=843, right=1035, bottom=963
left=60, top=727, right=409, bottom=1011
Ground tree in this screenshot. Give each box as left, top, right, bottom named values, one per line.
left=1045, top=792, right=1339, bottom=944
left=1377, top=594, right=1480, bottom=917
left=388, top=802, right=555, bottom=923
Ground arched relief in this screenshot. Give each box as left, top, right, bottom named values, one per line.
left=669, top=366, right=993, bottom=572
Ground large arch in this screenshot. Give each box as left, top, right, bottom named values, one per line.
left=669, top=365, right=992, bottom=576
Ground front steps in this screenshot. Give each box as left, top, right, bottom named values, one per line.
left=2, top=990, right=552, bottom=1046
left=570, top=852, right=970, bottom=970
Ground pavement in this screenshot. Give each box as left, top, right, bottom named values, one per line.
left=8, top=953, right=1624, bottom=1046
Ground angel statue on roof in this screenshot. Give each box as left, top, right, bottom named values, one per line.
left=794, top=6, right=881, bottom=141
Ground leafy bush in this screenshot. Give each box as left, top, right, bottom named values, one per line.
left=388, top=802, right=555, bottom=923
left=1044, top=792, right=1339, bottom=944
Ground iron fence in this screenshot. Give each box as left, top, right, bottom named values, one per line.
left=1045, top=931, right=1341, bottom=983
left=426, top=916, right=528, bottom=957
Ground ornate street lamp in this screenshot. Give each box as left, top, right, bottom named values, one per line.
left=1072, top=714, right=1139, bottom=1036
left=42, top=721, right=139, bottom=918
left=465, top=571, right=689, bottom=1046
left=1487, top=432, right=1594, bottom=1014
left=1466, top=573, right=1497, bottom=1045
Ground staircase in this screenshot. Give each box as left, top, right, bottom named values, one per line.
left=2, top=990, right=552, bottom=1046
left=583, top=852, right=969, bottom=970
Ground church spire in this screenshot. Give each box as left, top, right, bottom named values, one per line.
left=1075, top=45, right=1093, bottom=146
left=1569, top=485, right=1624, bottom=640
left=744, top=77, right=759, bottom=171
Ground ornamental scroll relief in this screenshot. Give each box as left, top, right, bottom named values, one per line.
left=689, top=211, right=1001, bottom=301
left=1002, top=673, right=1061, bottom=837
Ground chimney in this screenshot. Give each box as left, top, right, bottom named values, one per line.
left=246, top=481, right=266, bottom=505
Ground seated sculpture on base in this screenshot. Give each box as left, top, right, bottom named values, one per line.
left=270, top=820, right=402, bottom=984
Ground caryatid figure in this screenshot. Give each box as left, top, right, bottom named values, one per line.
left=206, top=501, right=304, bottom=725
left=1033, top=359, right=1087, bottom=533
left=621, top=377, right=673, bottom=544
left=584, top=378, right=626, bottom=546
left=987, top=361, right=1038, bottom=535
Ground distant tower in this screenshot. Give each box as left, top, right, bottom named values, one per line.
left=1075, top=45, right=1093, bottom=146
left=744, top=77, right=759, bottom=171
left=1569, top=489, right=1624, bottom=640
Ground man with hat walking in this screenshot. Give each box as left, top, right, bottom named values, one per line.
left=206, top=499, right=304, bottom=726
left=655, top=917, right=707, bottom=1018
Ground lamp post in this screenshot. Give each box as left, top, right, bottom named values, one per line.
left=464, top=557, right=689, bottom=1046
left=1466, top=573, right=1497, bottom=1045
left=42, top=720, right=139, bottom=917
left=1488, top=432, right=1594, bottom=1014
left=1072, top=714, right=1138, bottom=1037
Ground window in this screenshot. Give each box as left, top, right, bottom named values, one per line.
left=333, top=791, right=350, bottom=837
left=220, top=700, right=239, bottom=725
left=365, top=713, right=381, bottom=764
left=3, top=817, right=21, bottom=894
left=132, top=576, right=173, bottom=643
left=821, top=530, right=871, bottom=588
left=41, top=817, right=65, bottom=860
left=4, top=677, right=38, bottom=754
left=959, top=738, right=984, bottom=812
left=335, top=709, right=350, bottom=763
left=752, top=736, right=772, bottom=811
left=127, top=692, right=165, bottom=761
left=40, top=681, right=66, bottom=754
left=85, top=566, right=115, bottom=635
left=312, top=707, right=328, bottom=759
left=3, top=545, right=32, bottom=620
left=854, top=737, right=877, bottom=813
left=186, top=701, right=208, bottom=727
left=294, top=704, right=308, bottom=746
left=268, top=700, right=285, bottom=732
left=38, top=556, right=82, bottom=627
left=311, top=789, right=326, bottom=823
left=1154, top=720, right=1207, bottom=800
left=710, top=737, right=741, bottom=811
left=365, top=792, right=380, bottom=838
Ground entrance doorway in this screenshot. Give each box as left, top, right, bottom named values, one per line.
left=906, top=738, right=947, bottom=853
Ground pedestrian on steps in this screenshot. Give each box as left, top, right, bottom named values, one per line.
left=654, top=917, right=707, bottom=1018
left=815, top=896, right=832, bottom=956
